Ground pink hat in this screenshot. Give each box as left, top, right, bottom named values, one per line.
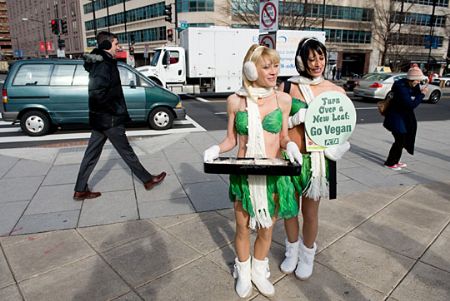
left=407, top=67, right=425, bottom=81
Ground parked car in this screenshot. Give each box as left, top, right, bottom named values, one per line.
left=431, top=74, right=450, bottom=87
left=353, top=73, right=441, bottom=104
left=343, top=78, right=359, bottom=91
left=1, top=59, right=185, bottom=136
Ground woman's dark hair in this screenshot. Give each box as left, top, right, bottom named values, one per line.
left=295, top=38, right=327, bottom=79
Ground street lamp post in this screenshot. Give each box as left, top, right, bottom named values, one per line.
left=22, top=17, right=48, bottom=57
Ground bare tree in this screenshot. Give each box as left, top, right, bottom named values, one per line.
left=372, top=0, right=418, bottom=70
left=221, top=0, right=321, bottom=29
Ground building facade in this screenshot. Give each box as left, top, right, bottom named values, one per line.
left=7, top=0, right=449, bottom=75
left=79, top=0, right=449, bottom=75
left=0, top=0, right=12, bottom=59
left=6, top=0, right=84, bottom=58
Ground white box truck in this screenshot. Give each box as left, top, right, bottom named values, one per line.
left=136, top=27, right=325, bottom=94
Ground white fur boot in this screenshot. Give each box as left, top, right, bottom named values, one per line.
left=280, top=239, right=300, bottom=274
left=251, top=257, right=275, bottom=297
left=295, top=240, right=317, bottom=280
left=232, top=257, right=252, bottom=298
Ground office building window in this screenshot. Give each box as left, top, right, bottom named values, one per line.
left=177, top=0, right=214, bottom=12
left=393, top=0, right=449, bottom=7
left=231, top=1, right=373, bottom=22
left=388, top=33, right=444, bottom=47
left=85, top=3, right=165, bottom=31
left=87, top=26, right=167, bottom=46
left=391, top=12, right=446, bottom=27
left=84, top=0, right=132, bottom=14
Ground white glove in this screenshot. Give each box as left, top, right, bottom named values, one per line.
left=324, top=141, right=350, bottom=161
left=286, top=141, right=303, bottom=165
left=288, top=108, right=307, bottom=129
left=203, top=145, right=220, bottom=163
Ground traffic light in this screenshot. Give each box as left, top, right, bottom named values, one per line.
left=164, top=4, right=172, bottom=23
left=51, top=19, right=60, bottom=35
left=129, top=46, right=134, bottom=55
left=61, top=19, right=68, bottom=34
left=167, top=29, right=173, bottom=41
left=58, top=38, right=65, bottom=49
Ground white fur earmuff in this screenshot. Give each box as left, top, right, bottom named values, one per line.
left=243, top=61, right=258, bottom=81
left=296, top=55, right=305, bottom=72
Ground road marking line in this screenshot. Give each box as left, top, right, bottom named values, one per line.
left=214, top=112, right=227, bottom=115
left=0, top=115, right=205, bottom=143
left=195, top=97, right=210, bottom=103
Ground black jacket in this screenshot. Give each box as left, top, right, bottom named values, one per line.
left=383, top=78, right=424, bottom=154
left=83, top=48, right=131, bottom=130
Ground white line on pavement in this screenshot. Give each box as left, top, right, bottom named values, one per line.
left=195, top=97, right=210, bottom=103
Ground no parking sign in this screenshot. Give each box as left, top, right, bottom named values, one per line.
left=259, top=33, right=276, bottom=49
left=259, top=0, right=278, bottom=32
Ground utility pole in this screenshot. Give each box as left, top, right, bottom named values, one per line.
left=106, top=0, right=110, bottom=31
left=175, top=0, right=178, bottom=44
left=92, top=0, right=98, bottom=38
left=321, top=0, right=326, bottom=30
left=123, top=0, right=130, bottom=50
left=427, top=0, right=437, bottom=70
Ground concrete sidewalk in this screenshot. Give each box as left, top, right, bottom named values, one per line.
left=0, top=120, right=449, bottom=300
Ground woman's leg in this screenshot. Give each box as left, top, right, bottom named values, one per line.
left=301, top=196, right=320, bottom=247
left=385, top=132, right=405, bottom=166
left=254, top=217, right=275, bottom=259
left=234, top=201, right=251, bottom=261
left=233, top=201, right=253, bottom=298
left=252, top=215, right=276, bottom=297
left=283, top=192, right=300, bottom=243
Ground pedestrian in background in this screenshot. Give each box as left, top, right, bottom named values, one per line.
left=203, top=45, right=301, bottom=298
left=383, top=67, right=428, bottom=170
left=73, top=31, right=166, bottom=201
left=278, top=37, right=350, bottom=281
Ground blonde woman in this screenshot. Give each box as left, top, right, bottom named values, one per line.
left=204, top=45, right=302, bottom=298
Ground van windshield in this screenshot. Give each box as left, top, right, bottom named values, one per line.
left=150, top=50, right=162, bottom=66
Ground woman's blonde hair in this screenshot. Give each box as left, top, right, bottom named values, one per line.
left=242, top=44, right=280, bottom=90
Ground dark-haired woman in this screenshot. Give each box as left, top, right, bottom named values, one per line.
left=278, top=38, right=350, bottom=280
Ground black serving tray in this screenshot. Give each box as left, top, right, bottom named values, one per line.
left=204, top=157, right=301, bottom=176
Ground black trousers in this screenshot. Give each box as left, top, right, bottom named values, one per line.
left=385, top=132, right=406, bottom=166
left=74, top=125, right=152, bottom=192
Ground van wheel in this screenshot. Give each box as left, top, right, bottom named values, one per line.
left=20, top=110, right=51, bottom=136
left=148, top=107, right=173, bottom=130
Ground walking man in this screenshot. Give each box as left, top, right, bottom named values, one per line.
left=73, top=31, right=166, bottom=201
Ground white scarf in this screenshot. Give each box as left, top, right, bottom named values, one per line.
left=236, top=86, right=274, bottom=229
left=289, top=76, right=328, bottom=201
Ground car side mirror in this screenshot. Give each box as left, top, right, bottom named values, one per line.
left=129, top=80, right=136, bottom=88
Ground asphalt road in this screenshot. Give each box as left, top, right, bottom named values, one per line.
left=182, top=92, right=450, bottom=131
left=0, top=88, right=448, bottom=148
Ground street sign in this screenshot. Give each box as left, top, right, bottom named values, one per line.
left=259, top=33, right=276, bottom=49
left=144, top=44, right=149, bottom=58
left=57, top=49, right=65, bottom=58
left=259, top=0, right=278, bottom=32
left=179, top=20, right=188, bottom=30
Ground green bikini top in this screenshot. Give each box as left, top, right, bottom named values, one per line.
left=290, top=97, right=308, bottom=116
left=235, top=108, right=282, bottom=135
